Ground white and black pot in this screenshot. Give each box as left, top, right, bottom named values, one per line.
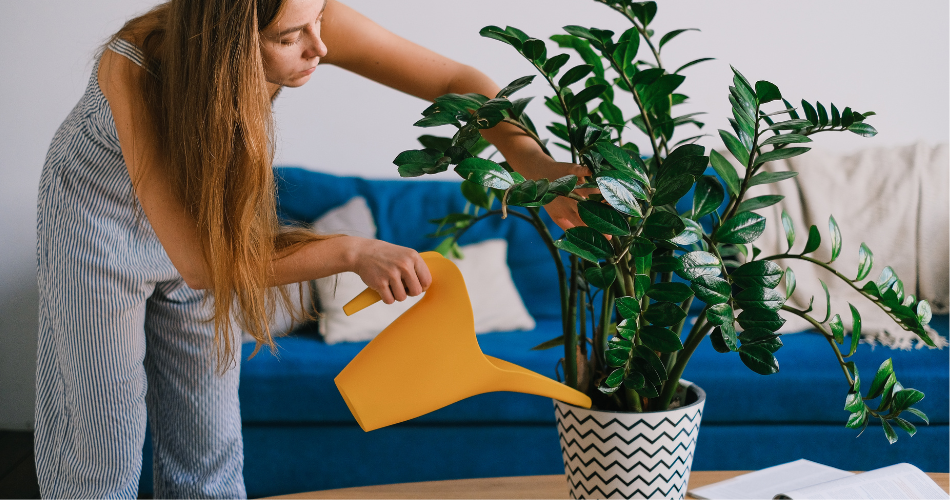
left=554, top=380, right=706, bottom=499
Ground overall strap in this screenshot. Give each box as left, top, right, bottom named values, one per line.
left=106, top=38, right=159, bottom=77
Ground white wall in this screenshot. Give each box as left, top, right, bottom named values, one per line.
left=1, top=0, right=947, bottom=429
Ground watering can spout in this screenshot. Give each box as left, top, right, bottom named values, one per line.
left=334, top=252, right=592, bottom=432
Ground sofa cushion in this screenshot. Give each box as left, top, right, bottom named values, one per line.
left=240, top=314, right=948, bottom=426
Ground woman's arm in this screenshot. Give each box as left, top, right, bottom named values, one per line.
left=99, top=50, right=429, bottom=302
left=320, top=0, right=590, bottom=230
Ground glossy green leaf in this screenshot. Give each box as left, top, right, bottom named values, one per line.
left=605, top=348, right=628, bottom=367
left=904, top=408, right=929, bottom=425
left=748, top=171, right=798, bottom=188
left=640, top=325, right=684, bottom=352
left=563, top=226, right=613, bottom=262
left=596, top=174, right=644, bottom=217
left=738, top=327, right=783, bottom=353
left=708, top=150, right=741, bottom=196
left=480, top=25, right=523, bottom=49
left=784, top=266, right=797, bottom=300
left=643, top=301, right=687, bottom=327
left=754, top=80, right=782, bottom=104
left=658, top=28, right=699, bottom=50
left=753, top=147, right=810, bottom=167
left=616, top=296, right=641, bottom=319
left=818, top=279, right=831, bottom=323
left=719, top=129, right=750, bottom=167
left=652, top=256, right=682, bottom=273
left=830, top=103, right=841, bottom=127
left=634, top=274, right=651, bottom=300
left=734, top=287, right=785, bottom=311
left=542, top=53, right=570, bottom=76
left=829, top=314, right=844, bottom=344
left=867, top=359, right=894, bottom=399
left=495, top=75, right=536, bottom=99
left=801, top=100, right=818, bottom=125
left=845, top=405, right=867, bottom=429
left=604, top=368, right=624, bottom=388
left=670, top=218, right=703, bottom=246
left=642, top=212, right=686, bottom=240
left=647, top=282, right=694, bottom=303
left=709, top=327, right=732, bottom=353
left=690, top=276, right=732, bottom=305
left=677, top=251, right=721, bottom=281
left=630, top=236, right=657, bottom=258
left=781, top=210, right=795, bottom=252
left=918, top=300, right=933, bottom=326
left=653, top=173, right=695, bottom=206
left=460, top=180, right=492, bottom=209
left=816, top=102, right=829, bottom=126
left=892, top=388, right=925, bottom=412
left=802, top=225, right=821, bottom=254
left=706, top=303, right=734, bottom=326
left=844, top=392, right=864, bottom=412
left=623, top=371, right=646, bottom=390
left=737, top=309, right=786, bottom=332
left=569, top=84, right=607, bottom=110
left=856, top=243, right=873, bottom=281
left=531, top=335, right=565, bottom=351
left=875, top=266, right=898, bottom=296
left=595, top=142, right=648, bottom=185
left=846, top=303, right=862, bottom=356
left=766, top=119, right=813, bottom=131
left=692, top=176, right=725, bottom=219
left=558, top=64, right=593, bottom=88
left=632, top=346, right=668, bottom=381
left=455, top=157, right=514, bottom=189
left=761, top=134, right=813, bottom=146
left=828, top=215, right=842, bottom=263
left=881, top=419, right=898, bottom=444
left=714, top=212, right=766, bottom=244
left=732, top=260, right=783, bottom=289
left=739, top=344, right=780, bottom=375
left=578, top=201, right=630, bottom=236
left=674, top=57, right=715, bottom=74
left=848, top=122, right=878, bottom=137
left=736, top=195, right=784, bottom=214
left=585, top=264, right=617, bottom=289
left=892, top=417, right=917, bottom=437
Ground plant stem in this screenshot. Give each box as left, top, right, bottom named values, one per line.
left=658, top=309, right=712, bottom=409
left=780, top=305, right=854, bottom=387
left=565, top=256, right=580, bottom=389
left=596, top=287, right=614, bottom=375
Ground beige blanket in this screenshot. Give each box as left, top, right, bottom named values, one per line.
left=743, top=142, right=948, bottom=349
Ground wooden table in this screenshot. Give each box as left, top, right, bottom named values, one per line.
left=269, top=471, right=950, bottom=499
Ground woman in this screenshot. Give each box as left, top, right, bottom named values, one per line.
left=35, top=0, right=588, bottom=497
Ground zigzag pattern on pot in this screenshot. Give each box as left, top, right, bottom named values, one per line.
left=555, top=399, right=704, bottom=499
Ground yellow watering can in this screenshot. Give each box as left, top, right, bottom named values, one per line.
left=334, top=251, right=592, bottom=432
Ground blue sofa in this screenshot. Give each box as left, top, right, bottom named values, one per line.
left=139, top=167, right=948, bottom=498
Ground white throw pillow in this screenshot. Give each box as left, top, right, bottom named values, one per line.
left=309, top=197, right=535, bottom=344
left=318, top=238, right=536, bottom=344
left=243, top=196, right=377, bottom=343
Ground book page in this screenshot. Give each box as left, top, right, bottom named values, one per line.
left=688, top=459, right=855, bottom=500
left=777, top=463, right=946, bottom=500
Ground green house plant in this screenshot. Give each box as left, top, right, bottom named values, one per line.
left=391, top=0, right=934, bottom=494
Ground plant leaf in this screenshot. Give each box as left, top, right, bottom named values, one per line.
left=748, top=171, right=799, bottom=188
left=596, top=173, right=645, bottom=216
left=643, top=212, right=686, bottom=240
left=753, top=147, right=810, bottom=167
left=754, top=80, right=782, bottom=103
left=692, top=176, right=725, bottom=219
left=784, top=266, right=797, bottom=299
left=708, top=150, right=741, bottom=196
left=531, top=335, right=565, bottom=351
left=802, top=225, right=821, bottom=254
left=714, top=212, right=766, bottom=244
left=658, top=28, right=699, bottom=50
left=856, top=243, right=873, bottom=281
left=736, top=195, right=784, bottom=213
left=739, top=344, right=780, bottom=375
left=781, top=210, right=795, bottom=251
left=677, top=251, right=722, bottom=281
left=732, top=260, right=783, bottom=289
left=690, top=276, right=731, bottom=305
left=647, top=282, right=694, bottom=303
left=706, top=303, right=734, bottom=326
left=564, top=226, right=613, bottom=261
left=578, top=200, right=631, bottom=236
left=455, top=157, right=514, bottom=189
left=761, top=134, right=813, bottom=146
left=734, top=287, right=785, bottom=311
left=867, top=359, right=894, bottom=399
left=616, top=296, right=641, bottom=319
left=558, top=64, right=593, bottom=88
left=639, top=325, right=684, bottom=352
left=881, top=419, right=898, bottom=444
left=829, top=314, right=844, bottom=344
left=719, top=129, right=750, bottom=167
left=848, top=123, right=878, bottom=137
left=737, top=309, right=786, bottom=332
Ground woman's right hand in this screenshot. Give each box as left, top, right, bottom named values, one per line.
left=349, top=238, right=432, bottom=305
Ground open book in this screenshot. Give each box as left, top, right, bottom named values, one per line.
left=688, top=459, right=946, bottom=500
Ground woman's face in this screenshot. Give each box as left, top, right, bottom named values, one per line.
left=259, top=0, right=328, bottom=89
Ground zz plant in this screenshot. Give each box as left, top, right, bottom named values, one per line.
left=392, top=0, right=932, bottom=443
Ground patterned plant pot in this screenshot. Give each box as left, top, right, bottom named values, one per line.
left=554, top=380, right=706, bottom=499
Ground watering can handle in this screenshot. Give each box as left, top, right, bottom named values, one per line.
left=343, top=287, right=382, bottom=316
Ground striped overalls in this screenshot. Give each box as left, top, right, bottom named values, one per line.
left=34, top=39, right=246, bottom=499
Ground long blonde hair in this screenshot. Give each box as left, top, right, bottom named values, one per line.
left=115, top=0, right=334, bottom=371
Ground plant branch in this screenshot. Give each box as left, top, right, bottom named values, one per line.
left=780, top=305, right=854, bottom=387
